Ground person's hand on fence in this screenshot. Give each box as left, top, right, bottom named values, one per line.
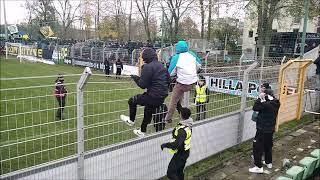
left=130, top=75, right=140, bottom=82
left=161, top=143, right=167, bottom=151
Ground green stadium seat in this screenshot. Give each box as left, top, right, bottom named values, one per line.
left=299, top=156, right=317, bottom=179
left=276, top=176, right=293, bottom=180
left=286, top=166, right=304, bottom=180
left=310, top=149, right=320, bottom=169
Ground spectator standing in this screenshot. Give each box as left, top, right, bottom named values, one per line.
left=115, top=58, right=123, bottom=78
left=249, top=87, right=280, bottom=173
left=54, top=75, right=68, bottom=120
left=194, top=76, right=209, bottom=121
left=104, top=59, right=110, bottom=75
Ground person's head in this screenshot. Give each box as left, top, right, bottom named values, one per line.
left=175, top=41, right=189, bottom=54
left=264, top=89, right=274, bottom=97
left=180, top=107, right=191, bottom=120
left=260, top=83, right=271, bottom=93
left=142, top=48, right=157, bottom=63
left=198, top=75, right=205, bottom=86
left=56, top=74, right=64, bottom=83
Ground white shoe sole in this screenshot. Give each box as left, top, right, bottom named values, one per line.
left=249, top=169, right=264, bottom=174
left=262, top=161, right=272, bottom=169
left=133, top=130, right=145, bottom=138
left=120, top=115, right=134, bottom=126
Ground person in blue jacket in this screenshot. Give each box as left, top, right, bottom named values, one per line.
left=165, top=40, right=202, bottom=123
left=120, top=48, right=170, bottom=137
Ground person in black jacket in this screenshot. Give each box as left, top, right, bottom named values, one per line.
left=115, top=59, right=123, bottom=78
left=314, top=53, right=320, bottom=91
left=249, top=88, right=280, bottom=174
left=54, top=75, right=68, bottom=120
left=120, top=48, right=170, bottom=137
left=161, top=107, right=193, bottom=180
left=104, top=59, right=110, bottom=75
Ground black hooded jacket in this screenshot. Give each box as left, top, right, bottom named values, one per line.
left=314, top=55, right=320, bottom=74
left=253, top=95, right=280, bottom=133
left=132, top=48, right=170, bottom=99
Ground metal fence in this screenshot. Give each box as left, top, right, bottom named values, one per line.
left=1, top=57, right=319, bottom=179
left=69, top=46, right=132, bottom=65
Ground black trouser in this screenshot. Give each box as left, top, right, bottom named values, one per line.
left=167, top=150, right=190, bottom=180
left=105, top=66, right=110, bottom=75
left=253, top=130, right=273, bottom=168
left=196, top=102, right=206, bottom=121
left=116, top=68, right=122, bottom=78
left=56, top=96, right=66, bottom=119
left=128, top=93, right=164, bottom=132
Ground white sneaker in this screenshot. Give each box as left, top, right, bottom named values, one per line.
left=133, top=128, right=145, bottom=138
left=120, top=115, right=134, bottom=126
left=262, top=161, right=272, bottom=169
left=249, top=166, right=264, bottom=173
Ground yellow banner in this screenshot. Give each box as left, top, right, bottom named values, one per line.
left=40, top=26, right=54, bottom=38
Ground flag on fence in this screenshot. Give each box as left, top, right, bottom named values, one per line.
left=8, top=25, right=19, bottom=34
left=40, top=26, right=54, bottom=38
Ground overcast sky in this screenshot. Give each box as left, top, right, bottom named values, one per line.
left=0, top=0, right=248, bottom=27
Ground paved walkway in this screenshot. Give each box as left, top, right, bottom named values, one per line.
left=199, top=121, right=320, bottom=180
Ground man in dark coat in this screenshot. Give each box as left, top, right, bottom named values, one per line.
left=104, top=59, right=110, bottom=75
left=120, top=48, right=170, bottom=137
left=249, top=88, right=280, bottom=173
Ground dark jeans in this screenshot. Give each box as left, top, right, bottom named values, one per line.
left=56, top=96, right=66, bottom=119
left=105, top=66, right=110, bottom=75
left=116, top=68, right=122, bottom=78
left=196, top=103, right=206, bottom=121
left=253, top=130, right=273, bottom=168
left=167, top=150, right=190, bottom=180
left=128, top=93, right=164, bottom=132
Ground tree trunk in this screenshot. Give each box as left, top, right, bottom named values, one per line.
left=144, top=19, right=151, bottom=41
left=200, top=0, right=205, bottom=39
left=207, top=0, right=212, bottom=41
left=169, top=16, right=174, bottom=43
left=174, top=17, right=179, bottom=42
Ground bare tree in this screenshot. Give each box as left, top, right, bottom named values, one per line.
left=25, top=0, right=56, bottom=25
left=54, top=0, right=81, bottom=39
left=207, top=0, right=213, bottom=41
left=165, top=0, right=195, bottom=42
left=199, top=0, right=205, bottom=39
left=101, top=0, right=128, bottom=41
left=135, top=0, right=155, bottom=41
left=249, top=0, right=320, bottom=56
left=161, top=4, right=174, bottom=42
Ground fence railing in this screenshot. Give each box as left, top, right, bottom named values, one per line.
left=2, top=47, right=319, bottom=179
left=0, top=59, right=283, bottom=178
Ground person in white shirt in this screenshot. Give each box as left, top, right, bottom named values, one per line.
left=165, top=40, right=202, bottom=123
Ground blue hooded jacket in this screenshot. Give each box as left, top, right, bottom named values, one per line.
left=168, top=41, right=202, bottom=85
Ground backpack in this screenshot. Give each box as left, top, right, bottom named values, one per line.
left=153, top=104, right=168, bottom=132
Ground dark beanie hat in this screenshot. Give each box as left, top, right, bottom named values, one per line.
left=264, top=89, right=274, bottom=96
left=261, top=83, right=271, bottom=89
left=142, top=48, right=157, bottom=63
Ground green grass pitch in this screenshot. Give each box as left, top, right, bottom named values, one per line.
left=0, top=57, right=244, bottom=175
